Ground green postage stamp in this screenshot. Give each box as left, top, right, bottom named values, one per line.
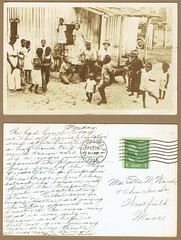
left=122, top=138, right=150, bottom=169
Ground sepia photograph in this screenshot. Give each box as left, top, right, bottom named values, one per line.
left=3, top=2, right=177, bottom=114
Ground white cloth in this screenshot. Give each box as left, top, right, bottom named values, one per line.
left=57, top=24, right=66, bottom=44
left=98, top=48, right=111, bottom=61
left=139, top=69, right=154, bottom=92
left=159, top=72, right=169, bottom=91
left=18, top=46, right=26, bottom=67
left=72, top=28, right=85, bottom=64
left=7, top=68, right=21, bottom=90
left=24, top=49, right=33, bottom=70
left=85, top=79, right=96, bottom=93
left=32, top=70, right=42, bottom=85
left=7, top=43, right=18, bottom=68
left=82, top=48, right=97, bottom=61
left=7, top=43, right=21, bottom=90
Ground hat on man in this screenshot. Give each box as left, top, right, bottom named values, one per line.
left=85, top=40, right=92, bottom=46
left=103, top=40, right=110, bottom=46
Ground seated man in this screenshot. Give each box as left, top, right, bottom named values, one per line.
left=97, top=40, right=111, bottom=67
left=79, top=40, right=97, bottom=81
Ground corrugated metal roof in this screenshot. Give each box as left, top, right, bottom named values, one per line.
left=83, top=7, right=159, bottom=18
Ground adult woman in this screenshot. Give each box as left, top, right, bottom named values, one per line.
left=57, top=18, right=67, bottom=56
left=72, top=22, right=85, bottom=64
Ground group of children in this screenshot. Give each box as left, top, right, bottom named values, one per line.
left=125, top=49, right=170, bottom=108
left=24, top=40, right=53, bottom=94
left=7, top=37, right=53, bottom=94
left=7, top=34, right=170, bottom=109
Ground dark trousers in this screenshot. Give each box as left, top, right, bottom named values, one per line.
left=80, top=60, right=97, bottom=81
left=86, top=92, right=93, bottom=102
left=42, top=68, right=50, bottom=92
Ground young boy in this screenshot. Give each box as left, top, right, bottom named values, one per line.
left=97, top=55, right=114, bottom=105
left=42, top=47, right=53, bottom=92
left=159, top=62, right=170, bottom=99
left=85, top=72, right=97, bottom=103
left=59, top=56, right=75, bottom=84
left=139, top=62, right=159, bottom=108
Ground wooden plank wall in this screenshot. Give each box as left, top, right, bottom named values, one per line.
left=104, top=15, right=139, bottom=64
left=7, top=7, right=101, bottom=52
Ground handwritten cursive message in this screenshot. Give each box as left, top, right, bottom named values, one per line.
left=4, top=125, right=107, bottom=236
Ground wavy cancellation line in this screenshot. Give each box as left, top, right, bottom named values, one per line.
left=122, top=154, right=177, bottom=161
left=119, top=145, right=178, bottom=151
left=121, top=152, right=177, bottom=157
left=120, top=139, right=178, bottom=143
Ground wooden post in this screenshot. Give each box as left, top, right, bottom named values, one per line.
left=100, top=14, right=106, bottom=48
left=163, top=23, right=167, bottom=48
left=144, top=16, right=151, bottom=60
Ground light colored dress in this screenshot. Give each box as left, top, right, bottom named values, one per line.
left=24, top=48, right=33, bottom=70
left=32, top=55, right=42, bottom=86
left=72, top=28, right=85, bottom=64
left=57, top=24, right=67, bottom=44
left=159, top=72, right=169, bottom=91
left=139, top=69, right=153, bottom=92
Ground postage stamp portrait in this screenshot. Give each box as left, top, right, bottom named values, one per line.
left=3, top=2, right=177, bottom=115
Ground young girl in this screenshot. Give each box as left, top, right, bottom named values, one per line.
left=139, top=62, right=159, bottom=108
left=24, top=40, right=33, bottom=83
left=42, top=47, right=53, bottom=92
left=85, top=72, right=97, bottom=103
left=159, top=62, right=170, bottom=99
left=57, top=18, right=66, bottom=56
left=29, top=48, right=43, bottom=94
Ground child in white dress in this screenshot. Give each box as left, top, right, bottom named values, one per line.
left=85, top=72, right=97, bottom=103
left=29, top=48, right=43, bottom=94
left=24, top=40, right=33, bottom=83
left=159, top=62, right=170, bottom=99
left=139, top=62, right=159, bottom=108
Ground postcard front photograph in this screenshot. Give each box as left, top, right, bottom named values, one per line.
left=4, top=2, right=177, bottom=114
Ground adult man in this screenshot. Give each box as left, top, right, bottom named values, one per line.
left=79, top=40, right=97, bottom=81
left=7, top=36, right=24, bottom=92
left=97, top=40, right=111, bottom=65
left=18, top=39, right=26, bottom=86
left=128, top=49, right=144, bottom=97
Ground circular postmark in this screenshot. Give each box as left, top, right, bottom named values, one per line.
left=80, top=138, right=108, bottom=164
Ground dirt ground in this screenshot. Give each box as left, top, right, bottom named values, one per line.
left=6, top=48, right=175, bottom=114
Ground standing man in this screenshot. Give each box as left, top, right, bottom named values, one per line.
left=79, top=40, right=97, bottom=82
left=7, top=36, right=24, bottom=92
left=128, top=49, right=144, bottom=97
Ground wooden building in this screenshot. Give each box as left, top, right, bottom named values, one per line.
left=6, top=6, right=158, bottom=65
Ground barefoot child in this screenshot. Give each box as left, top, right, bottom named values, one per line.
left=24, top=40, right=33, bottom=83
left=29, top=48, right=43, bottom=94
left=42, top=47, right=53, bottom=92
left=97, top=55, right=114, bottom=105
left=159, top=62, right=170, bottom=99
left=85, top=72, right=97, bottom=103
left=139, top=62, right=159, bottom=108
